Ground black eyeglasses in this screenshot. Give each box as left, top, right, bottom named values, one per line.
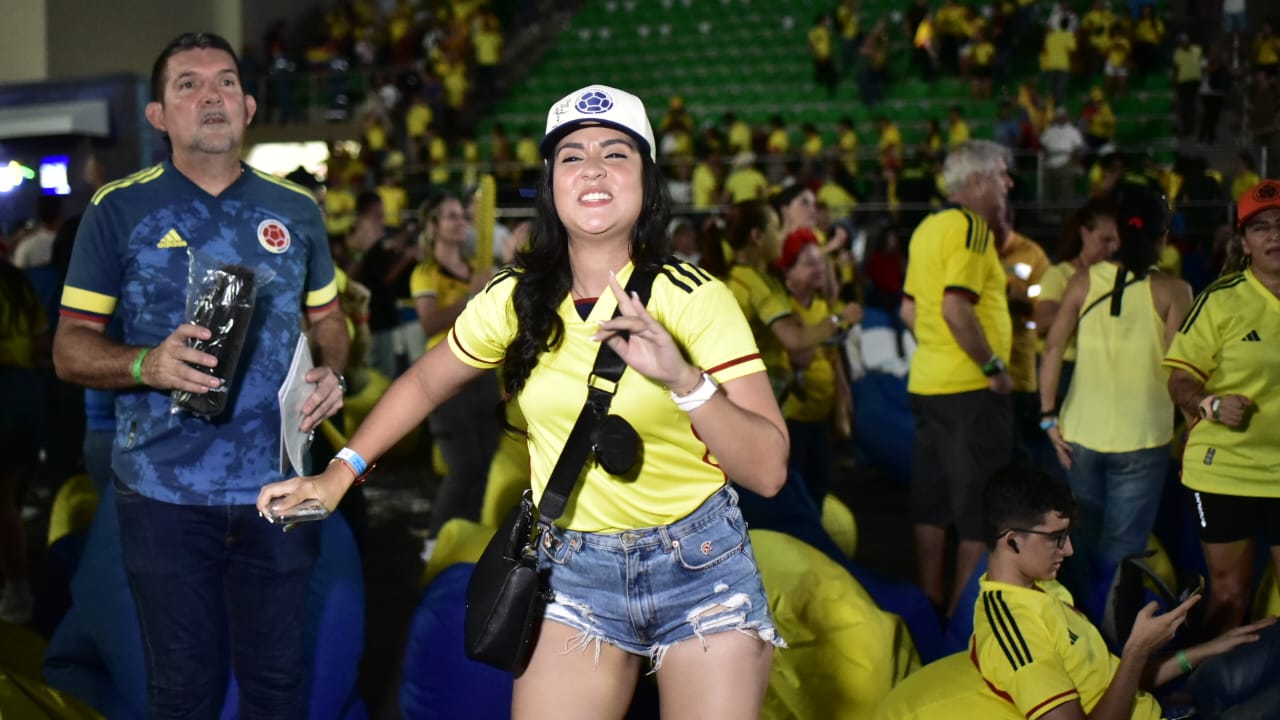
left=1003, top=527, right=1070, bottom=549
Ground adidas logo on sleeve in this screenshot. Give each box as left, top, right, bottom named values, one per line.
left=1242, top=330, right=1261, bottom=342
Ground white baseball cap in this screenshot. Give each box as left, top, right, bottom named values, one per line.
left=540, top=84, right=656, bottom=162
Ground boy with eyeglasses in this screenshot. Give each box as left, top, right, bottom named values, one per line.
left=971, top=466, right=1280, bottom=719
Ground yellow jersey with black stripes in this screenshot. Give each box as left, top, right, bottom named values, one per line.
left=448, top=261, right=766, bottom=533
left=727, top=263, right=794, bottom=391
left=1164, top=269, right=1280, bottom=497
left=904, top=206, right=1012, bottom=395
left=972, top=576, right=1162, bottom=720
left=60, top=160, right=337, bottom=506
left=409, top=260, right=472, bottom=350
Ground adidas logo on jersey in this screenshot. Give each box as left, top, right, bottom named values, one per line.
left=1242, top=330, right=1261, bottom=342
left=157, top=229, right=187, bottom=249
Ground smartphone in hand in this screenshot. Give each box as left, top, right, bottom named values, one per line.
left=267, top=497, right=330, bottom=528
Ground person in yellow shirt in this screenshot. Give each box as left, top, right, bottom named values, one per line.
left=1104, top=23, right=1132, bottom=96
left=324, top=171, right=357, bottom=238
left=405, top=93, right=434, bottom=162
left=426, top=124, right=450, bottom=186
left=766, top=114, right=791, bottom=158
left=809, top=12, right=838, bottom=97
left=974, top=466, right=1280, bottom=720
left=996, top=207, right=1051, bottom=469
left=376, top=172, right=409, bottom=230
left=724, top=112, right=752, bottom=154
left=1081, top=87, right=1116, bottom=155
left=969, top=29, right=996, bottom=99
left=1252, top=20, right=1279, bottom=76
left=836, top=0, right=861, bottom=72
left=1039, top=184, right=1191, bottom=585
left=1166, top=180, right=1280, bottom=635
left=836, top=116, right=859, bottom=176
left=876, top=115, right=903, bottom=176
left=261, top=85, right=788, bottom=717
left=1230, top=152, right=1260, bottom=202
left=1041, top=15, right=1077, bottom=105
left=900, top=140, right=1014, bottom=618
left=472, top=12, right=502, bottom=111
left=514, top=126, right=540, bottom=186
left=1132, top=4, right=1165, bottom=77
left=1172, top=33, right=1204, bottom=136
left=778, top=229, right=854, bottom=503
left=1080, top=0, right=1116, bottom=74
left=690, top=155, right=722, bottom=211
left=947, top=105, right=971, bottom=149
left=724, top=152, right=769, bottom=203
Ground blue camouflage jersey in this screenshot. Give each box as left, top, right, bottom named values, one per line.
left=61, top=161, right=338, bottom=505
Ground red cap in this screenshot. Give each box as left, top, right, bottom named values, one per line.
left=776, top=228, right=819, bottom=271
left=1237, top=179, right=1280, bottom=230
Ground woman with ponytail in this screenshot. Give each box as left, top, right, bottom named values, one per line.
left=1037, top=183, right=1192, bottom=595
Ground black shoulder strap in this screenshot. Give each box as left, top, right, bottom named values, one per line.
left=1078, top=271, right=1143, bottom=323
left=537, top=265, right=659, bottom=522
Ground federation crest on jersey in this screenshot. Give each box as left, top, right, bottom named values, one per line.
left=257, top=218, right=290, bottom=253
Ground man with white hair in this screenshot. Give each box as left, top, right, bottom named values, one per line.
left=900, top=140, right=1014, bottom=619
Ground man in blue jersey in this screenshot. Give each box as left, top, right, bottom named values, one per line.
left=53, top=32, right=348, bottom=719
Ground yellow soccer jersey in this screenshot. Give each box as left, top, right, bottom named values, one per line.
left=410, top=261, right=472, bottom=349
left=904, top=207, right=1012, bottom=395
left=782, top=295, right=838, bottom=423
left=1037, top=261, right=1078, bottom=362
left=948, top=120, right=971, bottom=149
left=972, top=576, right=1162, bottom=720
left=376, top=184, right=408, bottom=229
left=1164, top=270, right=1280, bottom=497
left=448, top=262, right=767, bottom=532
left=768, top=128, right=791, bottom=154
left=724, top=167, right=768, bottom=203
left=838, top=128, right=859, bottom=175
left=727, top=263, right=793, bottom=385
left=691, top=162, right=719, bottom=210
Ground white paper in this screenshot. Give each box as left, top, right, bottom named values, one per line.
left=278, top=333, right=314, bottom=476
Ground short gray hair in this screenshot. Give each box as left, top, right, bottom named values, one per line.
left=942, top=140, right=1011, bottom=196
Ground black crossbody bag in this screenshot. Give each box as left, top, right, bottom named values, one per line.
left=464, top=267, right=657, bottom=675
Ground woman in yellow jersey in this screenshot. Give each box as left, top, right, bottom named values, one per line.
left=1034, top=196, right=1120, bottom=405
left=700, top=199, right=858, bottom=397
left=261, top=85, right=787, bottom=718
left=409, top=193, right=498, bottom=540
left=1165, top=181, right=1280, bottom=636
left=1039, top=184, right=1192, bottom=592
left=0, top=259, right=47, bottom=623
left=777, top=229, right=853, bottom=503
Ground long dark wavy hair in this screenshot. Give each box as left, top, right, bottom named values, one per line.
left=500, top=153, right=672, bottom=397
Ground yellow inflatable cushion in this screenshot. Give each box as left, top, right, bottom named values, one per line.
left=1256, top=564, right=1280, bottom=620
left=420, top=518, right=493, bottom=588
left=47, top=474, right=99, bottom=547
left=872, top=651, right=1020, bottom=719
left=820, top=494, right=858, bottom=559
left=752, top=529, right=920, bottom=719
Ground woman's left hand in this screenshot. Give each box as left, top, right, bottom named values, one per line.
left=593, top=271, right=694, bottom=389
left=1047, top=424, right=1073, bottom=470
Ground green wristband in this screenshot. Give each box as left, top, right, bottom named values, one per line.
left=131, top=347, right=151, bottom=385
left=1176, top=649, right=1193, bottom=674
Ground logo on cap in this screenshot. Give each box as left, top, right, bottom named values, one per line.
left=575, top=89, right=614, bottom=115
left=258, top=218, right=291, bottom=254
left=1255, top=182, right=1279, bottom=201
left=1127, top=216, right=1144, bottom=229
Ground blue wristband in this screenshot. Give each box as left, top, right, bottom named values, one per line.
left=335, top=447, right=368, bottom=477
left=1039, top=416, right=1059, bottom=431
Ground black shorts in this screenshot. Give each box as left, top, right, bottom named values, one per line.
left=909, top=389, right=1013, bottom=540
left=1188, top=489, right=1280, bottom=545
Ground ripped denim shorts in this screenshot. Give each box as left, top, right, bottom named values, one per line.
left=536, top=485, right=785, bottom=670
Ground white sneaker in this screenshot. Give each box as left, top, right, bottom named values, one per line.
left=0, top=580, right=33, bottom=625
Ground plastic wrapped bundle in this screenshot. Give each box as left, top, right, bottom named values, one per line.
left=171, top=263, right=259, bottom=418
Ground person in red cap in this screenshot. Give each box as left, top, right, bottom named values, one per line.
left=776, top=228, right=856, bottom=503
left=1164, top=178, right=1280, bottom=637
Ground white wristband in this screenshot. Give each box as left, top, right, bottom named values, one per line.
left=670, top=372, right=719, bottom=413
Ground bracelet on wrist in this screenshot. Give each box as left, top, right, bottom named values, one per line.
left=331, top=447, right=375, bottom=486
left=1176, top=649, right=1193, bottom=674
left=981, top=355, right=1006, bottom=378
left=1039, top=416, right=1059, bottom=432
left=1198, top=395, right=1220, bottom=421
left=670, top=371, right=719, bottom=413
left=131, top=347, right=152, bottom=385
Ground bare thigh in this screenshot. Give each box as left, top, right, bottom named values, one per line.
left=512, top=620, right=642, bottom=720
left=655, top=630, right=773, bottom=720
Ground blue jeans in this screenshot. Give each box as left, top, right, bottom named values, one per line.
left=1067, top=443, right=1169, bottom=564
left=538, top=486, right=783, bottom=667
left=1188, top=622, right=1280, bottom=719
left=115, top=482, right=320, bottom=719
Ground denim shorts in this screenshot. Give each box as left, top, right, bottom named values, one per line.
left=537, top=485, right=785, bottom=669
